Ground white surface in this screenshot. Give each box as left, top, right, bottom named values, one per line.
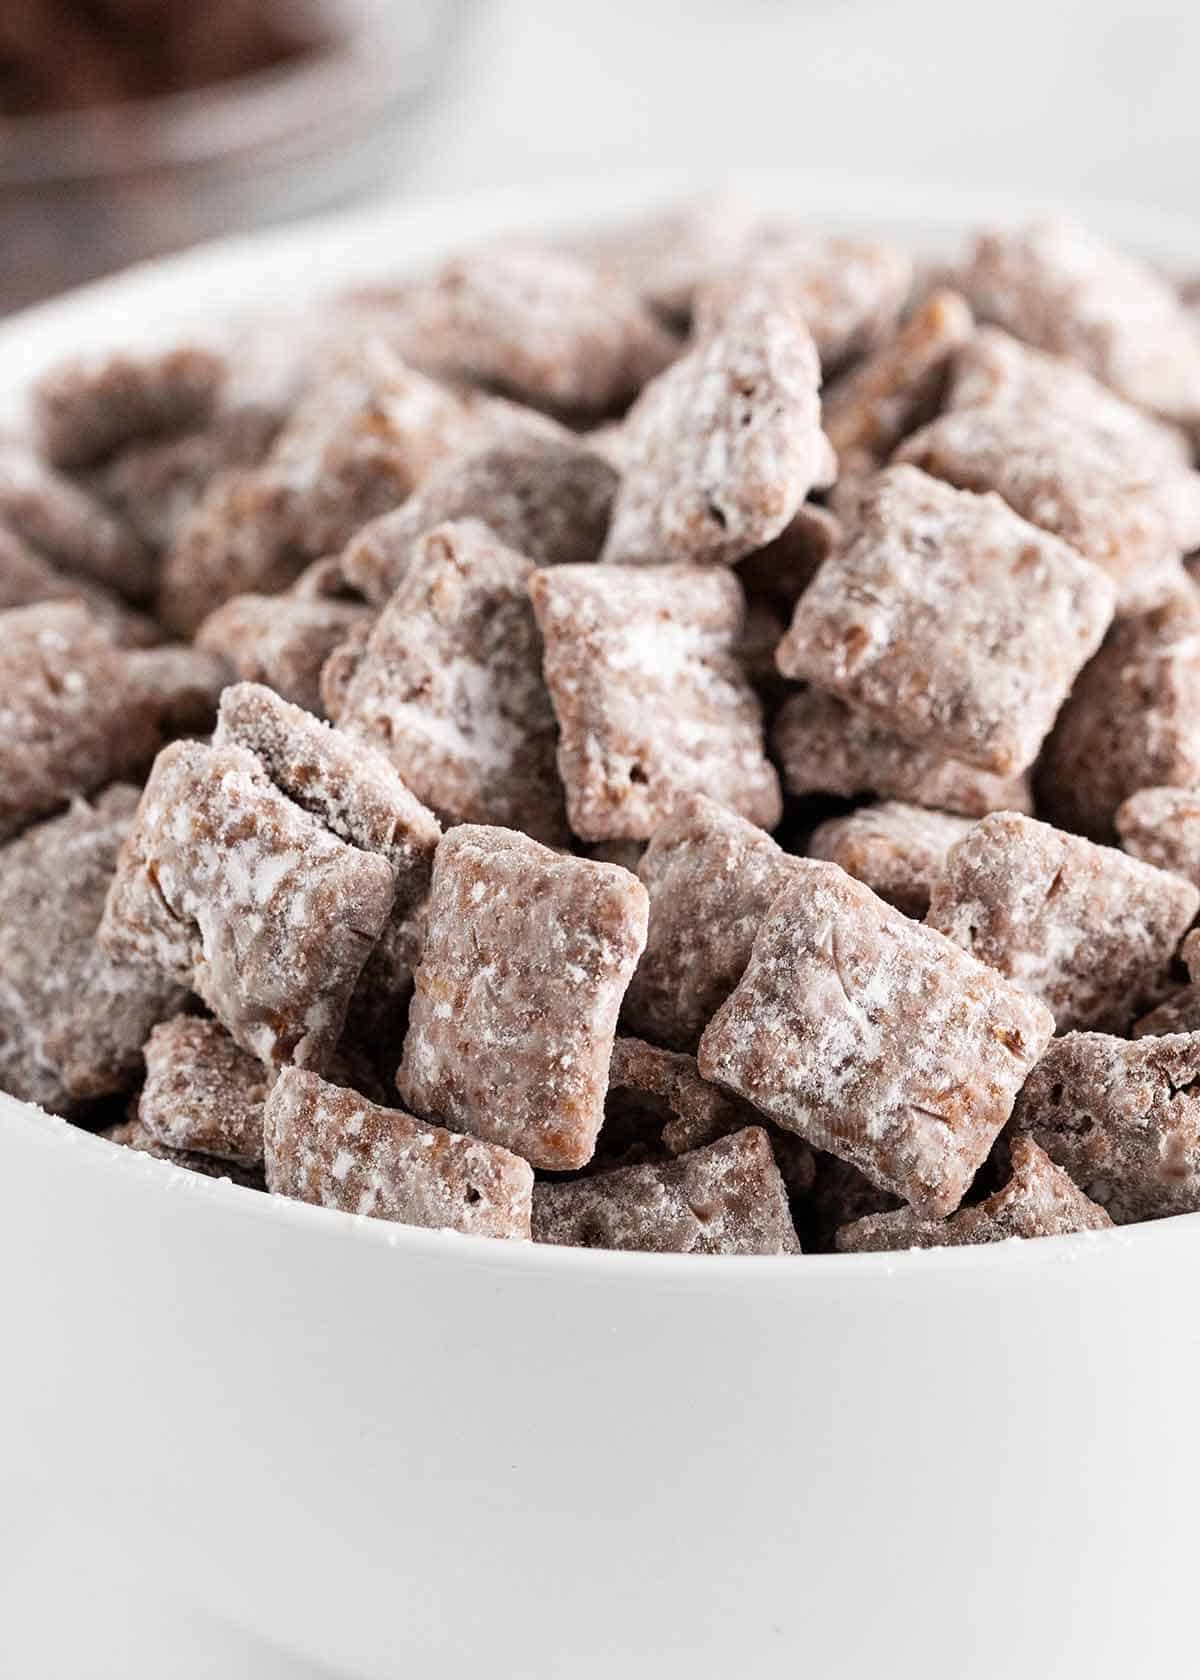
left=3, top=180, right=1200, bottom=1678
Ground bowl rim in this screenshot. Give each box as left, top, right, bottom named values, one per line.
left=4, top=167, right=1199, bottom=1278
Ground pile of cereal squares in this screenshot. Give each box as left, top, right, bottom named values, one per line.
left=9, top=205, right=1200, bottom=1257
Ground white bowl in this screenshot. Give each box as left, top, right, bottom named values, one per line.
left=3, top=178, right=1198, bottom=1680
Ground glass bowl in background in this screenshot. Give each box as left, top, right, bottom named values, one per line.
left=0, top=0, right=472, bottom=312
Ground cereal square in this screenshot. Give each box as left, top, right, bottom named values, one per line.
left=926, top=812, right=1199, bottom=1032
left=0, top=440, right=152, bottom=599
left=197, top=570, right=372, bottom=717
left=0, top=522, right=159, bottom=646
left=1116, top=786, right=1200, bottom=887
left=808, top=801, right=974, bottom=918
left=529, top=563, right=780, bottom=840
left=1134, top=987, right=1200, bottom=1039
left=264, top=1068, right=533, bottom=1240
left=335, top=521, right=569, bottom=845
left=776, top=465, right=1115, bottom=776
left=397, top=826, right=648, bottom=1171
left=104, top=1118, right=265, bottom=1190
left=0, top=787, right=185, bottom=1113
left=139, top=1014, right=270, bottom=1166
left=532, top=1127, right=801, bottom=1255
left=698, top=861, right=1054, bottom=1217
left=1010, top=1031, right=1200, bottom=1223
left=32, top=345, right=226, bottom=470
left=606, top=1034, right=764, bottom=1160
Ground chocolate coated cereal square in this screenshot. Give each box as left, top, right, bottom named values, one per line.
left=1116, top=786, right=1200, bottom=888
left=808, top=801, right=974, bottom=918
left=139, top=1013, right=270, bottom=1166
left=32, top=345, right=226, bottom=469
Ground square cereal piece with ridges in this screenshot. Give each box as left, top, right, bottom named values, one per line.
left=835, top=1135, right=1111, bottom=1251
left=959, top=218, right=1200, bottom=425
left=98, top=737, right=395, bottom=1071
left=0, top=786, right=185, bottom=1114
left=1036, top=594, right=1200, bottom=839
left=339, top=440, right=617, bottom=606
left=599, top=296, right=831, bottom=568
left=1116, top=786, right=1200, bottom=888
left=397, top=826, right=648, bottom=1171
left=772, top=686, right=1031, bottom=817
left=926, top=812, right=1199, bottom=1033
left=529, top=564, right=780, bottom=841
left=698, top=861, right=1054, bottom=1218
left=532, top=1127, right=800, bottom=1255
left=0, top=440, right=151, bottom=600
left=32, top=345, right=226, bottom=470
left=336, top=521, right=569, bottom=846
left=808, top=801, right=974, bottom=919
left=264, top=1068, right=533, bottom=1240
left=1009, top=1031, right=1200, bottom=1223
left=197, top=579, right=372, bottom=717
left=776, top=465, right=1115, bottom=776
left=139, top=1014, right=270, bottom=1167
left=622, top=794, right=801, bottom=1052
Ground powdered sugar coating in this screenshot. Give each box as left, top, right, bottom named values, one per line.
left=98, top=737, right=395, bottom=1070
left=532, top=1126, right=801, bottom=1255
left=808, top=801, right=974, bottom=918
left=1009, top=1031, right=1200, bottom=1223
left=397, top=825, right=648, bottom=1171
left=835, top=1135, right=1111, bottom=1251
left=529, top=564, right=780, bottom=840
left=264, top=1067, right=533, bottom=1239
left=139, top=1013, right=270, bottom=1166
left=563, top=197, right=764, bottom=320
left=0, top=440, right=151, bottom=599
left=0, top=522, right=160, bottom=646
left=623, top=794, right=801, bottom=1051
left=0, top=787, right=185, bottom=1113
left=772, top=686, right=1032, bottom=817
left=927, top=811, right=1199, bottom=1033
left=32, top=345, right=226, bottom=470
left=1115, top=786, right=1200, bottom=887
left=339, top=440, right=617, bottom=607
left=197, top=584, right=372, bottom=716
left=777, top=465, right=1114, bottom=775
left=698, top=861, right=1054, bottom=1217
left=961, top=218, right=1200, bottom=424
left=336, top=521, right=568, bottom=845
left=599, top=297, right=830, bottom=568
left=1135, top=986, right=1200, bottom=1039
left=607, top=1034, right=763, bottom=1158
left=104, top=1118, right=265, bottom=1189
left=1035, top=592, right=1200, bottom=838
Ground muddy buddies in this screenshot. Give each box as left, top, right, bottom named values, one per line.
left=10, top=203, right=1200, bottom=1257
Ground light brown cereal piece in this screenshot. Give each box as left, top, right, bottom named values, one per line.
left=0, top=440, right=151, bottom=599
left=822, top=290, right=974, bottom=467
left=197, top=584, right=372, bottom=716
left=698, top=861, right=1054, bottom=1218
left=835, top=1135, right=1111, bottom=1251
left=960, top=218, right=1200, bottom=424
left=532, top=1127, right=801, bottom=1255
left=599, top=296, right=831, bottom=569
left=736, top=502, right=842, bottom=621
left=563, top=197, right=764, bottom=320
left=32, top=345, right=226, bottom=469
left=263, top=1068, right=533, bottom=1240
left=336, top=522, right=569, bottom=844
left=339, top=440, right=617, bottom=606
left=808, top=802, right=974, bottom=918
left=386, top=244, right=679, bottom=416
left=319, top=617, right=373, bottom=723
left=926, top=811, right=1199, bottom=1033
left=695, top=233, right=913, bottom=372
left=1009, top=1031, right=1200, bottom=1223
left=1035, top=593, right=1200, bottom=839
left=0, top=522, right=160, bottom=645
left=0, top=787, right=185, bottom=1114
left=529, top=563, right=780, bottom=840
left=1115, top=786, right=1200, bottom=888
left=607, top=1035, right=760, bottom=1155
left=772, top=686, right=1032, bottom=817
left=104, top=1118, right=265, bottom=1190
left=1134, top=987, right=1200, bottom=1039
left=98, top=738, right=395, bottom=1070
left=397, top=826, right=648, bottom=1171
left=777, top=466, right=1114, bottom=775
left=138, top=1014, right=269, bottom=1167
left=622, top=794, right=801, bottom=1051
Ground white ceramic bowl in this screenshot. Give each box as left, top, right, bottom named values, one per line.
left=3, top=178, right=1199, bottom=1680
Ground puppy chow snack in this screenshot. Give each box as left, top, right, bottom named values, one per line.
left=0, top=440, right=152, bottom=599
left=1115, top=786, right=1200, bottom=887
left=335, top=521, right=569, bottom=845
left=835, top=1135, right=1111, bottom=1251
left=808, top=801, right=974, bottom=918
left=1009, top=1031, right=1200, bottom=1224
left=398, top=826, right=648, bottom=1171
left=103, top=1118, right=266, bottom=1190
left=31, top=345, right=226, bottom=471
left=599, top=294, right=832, bottom=568
left=197, top=570, right=373, bottom=717
left=735, top=501, right=842, bottom=622
left=927, top=811, right=1199, bottom=1033
left=563, top=196, right=765, bottom=321
left=801, top=1152, right=904, bottom=1252
left=777, top=465, right=1114, bottom=775
left=1134, top=987, right=1200, bottom=1040
left=698, top=861, right=1054, bottom=1217
left=0, top=522, right=160, bottom=646
left=772, top=685, right=1032, bottom=817
left=529, top=563, right=780, bottom=840
left=606, top=1035, right=761, bottom=1156
left=532, top=1127, right=801, bottom=1255
left=264, top=1068, right=533, bottom=1239
left=339, top=439, right=617, bottom=606
left=138, top=1014, right=270, bottom=1167
left=0, top=787, right=185, bottom=1114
